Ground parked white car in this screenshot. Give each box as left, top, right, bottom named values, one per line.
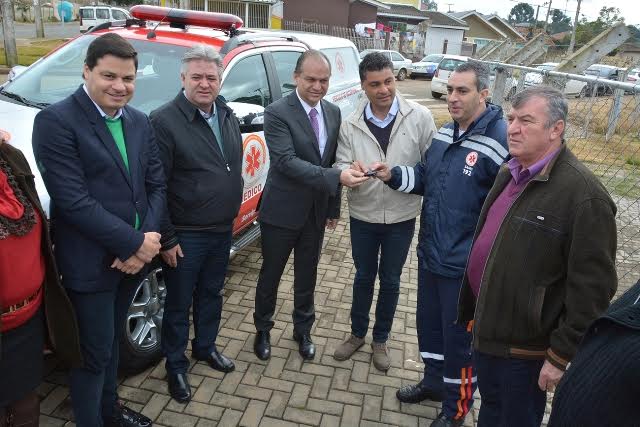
left=430, top=55, right=518, bottom=100
left=411, top=53, right=443, bottom=80
left=359, top=49, right=413, bottom=80
left=430, top=54, right=468, bottom=98
left=79, top=6, right=131, bottom=32
left=524, top=62, right=588, bottom=98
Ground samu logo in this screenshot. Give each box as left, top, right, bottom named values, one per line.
left=242, top=134, right=269, bottom=187
left=463, top=151, right=478, bottom=176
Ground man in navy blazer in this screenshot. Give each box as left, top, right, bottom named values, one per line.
left=32, top=33, right=165, bottom=427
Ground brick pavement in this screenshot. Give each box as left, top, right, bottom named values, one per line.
left=37, top=195, right=636, bottom=427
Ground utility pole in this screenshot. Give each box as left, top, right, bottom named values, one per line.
left=543, top=0, right=553, bottom=34
left=1, top=0, right=19, bottom=67
left=34, top=0, right=44, bottom=38
left=533, top=3, right=543, bottom=37
left=567, top=0, right=582, bottom=54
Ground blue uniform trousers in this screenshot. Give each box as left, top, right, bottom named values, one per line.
left=417, top=267, right=475, bottom=421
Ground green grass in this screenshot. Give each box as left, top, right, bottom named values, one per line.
left=0, top=39, right=67, bottom=66
left=626, top=156, right=640, bottom=167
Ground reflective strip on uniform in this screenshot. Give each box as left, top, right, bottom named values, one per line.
left=443, top=375, right=478, bottom=384
left=420, top=351, right=444, bottom=360
left=438, top=127, right=454, bottom=137
left=468, top=134, right=509, bottom=158
left=398, top=166, right=415, bottom=193
left=436, top=134, right=454, bottom=145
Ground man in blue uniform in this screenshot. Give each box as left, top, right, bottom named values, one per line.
left=373, top=61, right=508, bottom=427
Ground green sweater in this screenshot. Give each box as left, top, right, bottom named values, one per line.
left=105, top=117, right=140, bottom=229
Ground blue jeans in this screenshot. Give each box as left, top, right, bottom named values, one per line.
left=474, top=352, right=546, bottom=427
left=349, top=217, right=415, bottom=343
left=161, top=230, right=232, bottom=374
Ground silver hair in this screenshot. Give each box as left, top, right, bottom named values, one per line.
left=180, top=44, right=223, bottom=76
left=511, top=86, right=568, bottom=137
left=454, top=60, right=490, bottom=92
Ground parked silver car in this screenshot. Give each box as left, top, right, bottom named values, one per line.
left=524, top=62, right=588, bottom=98
left=359, top=49, right=413, bottom=80
left=411, top=53, right=443, bottom=80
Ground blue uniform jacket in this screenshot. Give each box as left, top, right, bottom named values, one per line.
left=387, top=103, right=508, bottom=278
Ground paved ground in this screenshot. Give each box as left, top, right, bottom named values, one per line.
left=29, top=78, right=636, bottom=426
left=39, top=196, right=482, bottom=427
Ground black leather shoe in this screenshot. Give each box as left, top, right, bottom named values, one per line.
left=293, top=332, right=315, bottom=360
left=167, top=372, right=191, bottom=403
left=254, top=331, right=271, bottom=360
left=429, top=412, right=464, bottom=427
left=194, top=350, right=235, bottom=373
left=104, top=403, right=153, bottom=427
left=396, top=380, right=444, bottom=403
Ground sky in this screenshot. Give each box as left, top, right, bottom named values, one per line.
left=440, top=0, right=640, bottom=27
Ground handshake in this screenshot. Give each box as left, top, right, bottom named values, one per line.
left=339, top=160, right=391, bottom=188
left=111, top=231, right=162, bottom=275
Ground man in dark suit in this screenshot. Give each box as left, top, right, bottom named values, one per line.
left=150, top=45, right=243, bottom=404
left=32, top=33, right=165, bottom=427
left=253, top=50, right=368, bottom=361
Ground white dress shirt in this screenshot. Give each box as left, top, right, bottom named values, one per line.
left=83, top=84, right=122, bottom=119
left=365, top=96, right=399, bottom=128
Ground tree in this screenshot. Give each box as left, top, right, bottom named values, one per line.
left=508, top=3, right=535, bottom=24
left=572, top=7, right=624, bottom=49
left=550, top=9, right=571, bottom=34
left=420, top=0, right=437, bottom=11
left=597, top=6, right=623, bottom=26
left=1, top=0, right=18, bottom=67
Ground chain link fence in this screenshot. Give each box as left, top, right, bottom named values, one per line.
left=480, top=60, right=640, bottom=293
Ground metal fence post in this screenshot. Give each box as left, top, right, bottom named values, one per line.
left=491, top=66, right=508, bottom=108
left=631, top=95, right=640, bottom=139
left=582, top=83, right=598, bottom=139
left=606, top=73, right=626, bottom=142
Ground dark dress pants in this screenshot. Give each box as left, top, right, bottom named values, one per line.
left=67, top=275, right=140, bottom=427
left=161, top=230, right=232, bottom=374
left=475, top=351, right=546, bottom=427
left=254, top=215, right=324, bottom=335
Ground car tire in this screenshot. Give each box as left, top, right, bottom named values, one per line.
left=579, top=86, right=588, bottom=98
left=397, top=69, right=407, bottom=81
left=431, top=91, right=442, bottom=99
left=119, top=263, right=166, bottom=375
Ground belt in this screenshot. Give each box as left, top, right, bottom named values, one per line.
left=1, top=288, right=41, bottom=316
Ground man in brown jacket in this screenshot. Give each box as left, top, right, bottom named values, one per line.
left=458, top=86, right=617, bottom=427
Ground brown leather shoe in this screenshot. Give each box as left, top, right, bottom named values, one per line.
left=371, top=341, right=391, bottom=371
left=333, top=334, right=365, bottom=361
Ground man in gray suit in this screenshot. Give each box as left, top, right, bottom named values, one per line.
left=253, top=50, right=368, bottom=360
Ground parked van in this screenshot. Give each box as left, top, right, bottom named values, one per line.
left=79, top=6, right=131, bottom=32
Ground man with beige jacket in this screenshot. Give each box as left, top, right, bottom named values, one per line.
left=333, top=51, right=436, bottom=370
